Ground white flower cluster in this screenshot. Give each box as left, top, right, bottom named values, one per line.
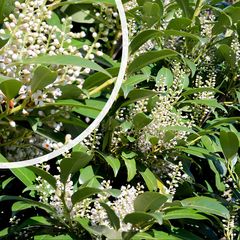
left=89, top=182, right=144, bottom=232
left=37, top=174, right=144, bottom=234
left=165, top=161, right=187, bottom=194
left=231, top=37, right=240, bottom=62
left=82, top=128, right=102, bottom=150
left=124, top=0, right=138, bottom=37
left=199, top=12, right=215, bottom=38
left=137, top=64, right=193, bottom=153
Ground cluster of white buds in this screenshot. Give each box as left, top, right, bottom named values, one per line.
left=137, top=64, right=193, bottom=153
left=223, top=214, right=237, bottom=240
left=165, top=161, right=187, bottom=194
left=0, top=1, right=87, bottom=108
left=231, top=37, right=240, bottom=62
left=88, top=182, right=144, bottom=232
left=199, top=12, right=215, bottom=38
left=82, top=128, right=102, bottom=150
left=3, top=132, right=47, bottom=161
left=124, top=0, right=138, bottom=37
left=36, top=171, right=144, bottom=233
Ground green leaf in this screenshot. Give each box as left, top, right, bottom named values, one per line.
left=2, top=177, right=14, bottom=189
left=142, top=2, right=161, bottom=27
left=60, top=151, right=93, bottom=184
left=51, top=0, right=116, bottom=9
left=47, top=11, right=62, bottom=29
left=84, top=66, right=119, bottom=89
left=79, top=165, right=94, bottom=184
left=71, top=187, right=102, bottom=206
left=132, top=232, right=157, bottom=240
left=133, top=113, right=152, bottom=130
left=217, top=44, right=236, bottom=69
left=122, top=157, right=137, bottom=182
left=139, top=168, right=158, bottom=191
left=122, top=74, right=149, bottom=98
left=0, top=195, right=54, bottom=212
left=129, top=28, right=200, bottom=54
left=73, top=103, right=102, bottom=119
left=31, top=65, right=57, bottom=92
left=79, top=166, right=100, bottom=188
left=167, top=17, right=192, bottom=30
left=0, top=75, right=22, bottom=99
left=220, top=131, right=239, bottom=162
left=0, top=0, right=6, bottom=23
left=181, top=196, right=230, bottom=219
left=129, top=30, right=161, bottom=55
left=162, top=29, right=200, bottom=41
left=34, top=235, right=72, bottom=240
left=28, top=166, right=56, bottom=189
left=127, top=49, right=178, bottom=75
left=58, top=85, right=82, bottom=99
left=156, top=67, right=173, bottom=88
left=122, top=89, right=158, bottom=106
left=122, top=151, right=137, bottom=159
left=183, top=58, right=196, bottom=77
left=123, top=212, right=154, bottom=225
left=30, top=216, right=51, bottom=225
left=0, top=154, right=35, bottom=187
left=212, top=11, right=232, bottom=35
left=163, top=208, right=208, bottom=220
left=69, top=6, right=95, bottom=24
left=208, top=160, right=225, bottom=192
left=176, top=0, right=193, bottom=18
left=224, top=6, right=240, bottom=23
left=20, top=55, right=111, bottom=77
left=12, top=201, right=34, bottom=212
left=50, top=99, right=103, bottom=119
left=100, top=202, right=120, bottom=230
left=92, top=225, right=122, bottom=239
left=153, top=231, right=181, bottom=240
left=98, top=153, right=120, bottom=177
left=134, top=192, right=168, bottom=212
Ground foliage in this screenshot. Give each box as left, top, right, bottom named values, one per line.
left=0, top=0, right=240, bottom=239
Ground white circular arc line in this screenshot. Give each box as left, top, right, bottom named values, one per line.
left=0, top=0, right=128, bottom=169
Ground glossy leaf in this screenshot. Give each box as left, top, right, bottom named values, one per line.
left=123, top=212, right=154, bottom=225
left=60, top=151, right=93, bottom=184
left=142, top=2, right=161, bottom=27
left=20, top=55, right=111, bottom=77
left=156, top=67, right=173, bottom=88
left=139, top=168, right=158, bottom=191
left=0, top=75, right=22, bottom=99
left=133, top=113, right=152, bottom=130
left=176, top=0, right=193, bottom=18
left=31, top=65, right=57, bottom=92
left=127, top=49, right=178, bottom=75
left=28, top=166, right=57, bottom=189
left=98, top=152, right=120, bottom=177
left=71, top=187, right=102, bottom=206
left=0, top=195, right=54, bottom=212
left=181, top=196, right=230, bottom=219
left=100, top=202, right=120, bottom=230
left=163, top=208, right=208, bottom=220
left=134, top=192, right=168, bottom=212
left=220, top=131, right=239, bottom=161
left=122, top=157, right=137, bottom=182
left=0, top=154, right=35, bottom=187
